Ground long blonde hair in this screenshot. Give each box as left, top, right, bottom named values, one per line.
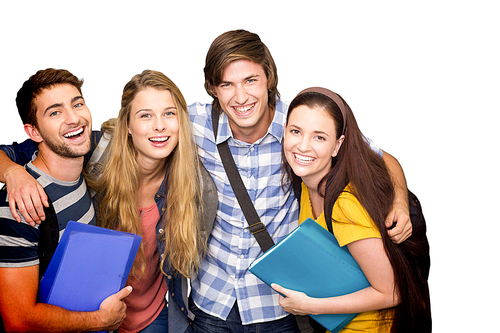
left=86, top=70, right=205, bottom=277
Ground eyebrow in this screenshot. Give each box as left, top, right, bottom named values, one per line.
left=220, top=74, right=260, bottom=85
left=43, top=96, right=84, bottom=115
left=135, top=106, right=177, bottom=114
left=289, top=123, right=330, bottom=136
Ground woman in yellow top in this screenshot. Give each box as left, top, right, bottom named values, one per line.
left=273, top=87, right=430, bottom=332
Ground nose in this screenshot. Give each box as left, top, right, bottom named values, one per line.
left=234, top=85, right=248, bottom=105
left=297, top=137, right=310, bottom=152
left=154, top=118, right=166, bottom=132
left=64, top=107, right=80, bottom=125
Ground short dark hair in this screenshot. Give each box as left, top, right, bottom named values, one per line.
left=16, top=68, right=84, bottom=125
left=204, top=30, right=279, bottom=113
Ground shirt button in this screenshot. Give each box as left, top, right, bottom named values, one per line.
left=240, top=255, right=244, bottom=259
left=158, top=228, right=164, bottom=234
left=161, top=254, right=165, bottom=259
left=181, top=307, right=184, bottom=311
left=167, top=275, right=171, bottom=280
left=171, top=292, right=175, bottom=297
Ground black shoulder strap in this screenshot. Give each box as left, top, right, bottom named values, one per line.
left=211, top=107, right=275, bottom=252
left=38, top=196, right=59, bottom=279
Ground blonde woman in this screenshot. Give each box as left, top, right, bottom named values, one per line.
left=0, top=70, right=217, bottom=333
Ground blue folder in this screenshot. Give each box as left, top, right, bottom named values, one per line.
left=249, top=218, right=370, bottom=333
left=39, top=221, right=141, bottom=325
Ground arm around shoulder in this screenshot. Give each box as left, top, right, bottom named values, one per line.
left=381, top=150, right=412, bottom=243
left=0, top=150, right=48, bottom=225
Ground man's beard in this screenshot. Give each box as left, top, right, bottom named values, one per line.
left=40, top=133, right=91, bottom=158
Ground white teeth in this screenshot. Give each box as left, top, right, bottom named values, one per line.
left=149, top=137, right=168, bottom=142
left=234, top=104, right=254, bottom=113
left=294, top=153, right=314, bottom=163
left=64, top=128, right=83, bottom=138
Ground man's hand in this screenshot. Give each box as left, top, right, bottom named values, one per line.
left=385, top=200, right=412, bottom=244
left=96, top=286, right=132, bottom=331
left=4, top=166, right=48, bottom=226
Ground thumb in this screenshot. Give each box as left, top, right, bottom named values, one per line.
left=271, top=283, right=285, bottom=295
left=385, top=211, right=396, bottom=229
left=116, top=286, right=133, bottom=300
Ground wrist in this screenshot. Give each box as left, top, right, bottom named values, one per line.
left=3, top=165, right=24, bottom=183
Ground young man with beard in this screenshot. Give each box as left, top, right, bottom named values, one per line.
left=0, top=69, right=131, bottom=332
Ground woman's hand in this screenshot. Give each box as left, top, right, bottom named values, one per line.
left=272, top=283, right=314, bottom=316
left=4, top=166, right=48, bottom=225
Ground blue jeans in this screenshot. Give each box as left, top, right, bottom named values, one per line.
left=190, top=300, right=298, bottom=333
left=138, top=302, right=168, bottom=333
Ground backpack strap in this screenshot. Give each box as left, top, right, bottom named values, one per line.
left=38, top=196, right=59, bottom=279
left=211, top=106, right=275, bottom=252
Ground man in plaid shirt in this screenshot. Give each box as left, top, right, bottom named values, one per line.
left=188, top=30, right=412, bottom=332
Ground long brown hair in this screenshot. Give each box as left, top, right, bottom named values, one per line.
left=283, top=89, right=431, bottom=332
left=86, top=70, right=204, bottom=278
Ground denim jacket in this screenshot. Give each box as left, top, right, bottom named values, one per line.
left=155, top=163, right=217, bottom=333
left=0, top=136, right=218, bottom=333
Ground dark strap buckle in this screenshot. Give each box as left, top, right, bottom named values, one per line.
left=248, top=221, right=266, bottom=235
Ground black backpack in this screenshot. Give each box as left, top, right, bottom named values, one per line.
left=38, top=196, right=59, bottom=279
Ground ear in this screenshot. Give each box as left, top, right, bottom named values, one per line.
left=24, top=124, right=43, bottom=143
left=211, top=85, right=217, bottom=98
left=332, top=135, right=345, bottom=157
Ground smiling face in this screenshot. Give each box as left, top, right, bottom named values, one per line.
left=127, top=87, right=179, bottom=166
left=27, top=84, right=92, bottom=158
left=212, top=59, right=273, bottom=143
left=284, top=105, right=344, bottom=188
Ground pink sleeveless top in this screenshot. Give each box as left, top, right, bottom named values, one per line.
left=119, top=203, right=168, bottom=333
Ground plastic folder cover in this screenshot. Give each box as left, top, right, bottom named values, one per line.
left=39, top=221, right=142, bottom=312
left=249, top=218, right=370, bottom=333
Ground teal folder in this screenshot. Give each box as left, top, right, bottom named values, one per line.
left=249, top=218, right=370, bottom=333
left=39, top=221, right=141, bottom=327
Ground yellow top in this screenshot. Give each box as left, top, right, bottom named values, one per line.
left=298, top=182, right=393, bottom=332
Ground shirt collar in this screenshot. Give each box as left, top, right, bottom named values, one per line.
left=213, top=99, right=287, bottom=145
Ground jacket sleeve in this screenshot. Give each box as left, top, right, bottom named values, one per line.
left=0, top=139, right=38, bottom=164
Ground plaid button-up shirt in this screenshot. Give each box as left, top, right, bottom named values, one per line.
left=188, top=100, right=299, bottom=324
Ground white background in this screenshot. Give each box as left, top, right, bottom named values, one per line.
left=1, top=1, right=498, bottom=331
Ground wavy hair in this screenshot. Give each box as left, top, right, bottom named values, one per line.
left=282, top=91, right=431, bottom=332
left=203, top=29, right=279, bottom=115
left=86, top=70, right=204, bottom=278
